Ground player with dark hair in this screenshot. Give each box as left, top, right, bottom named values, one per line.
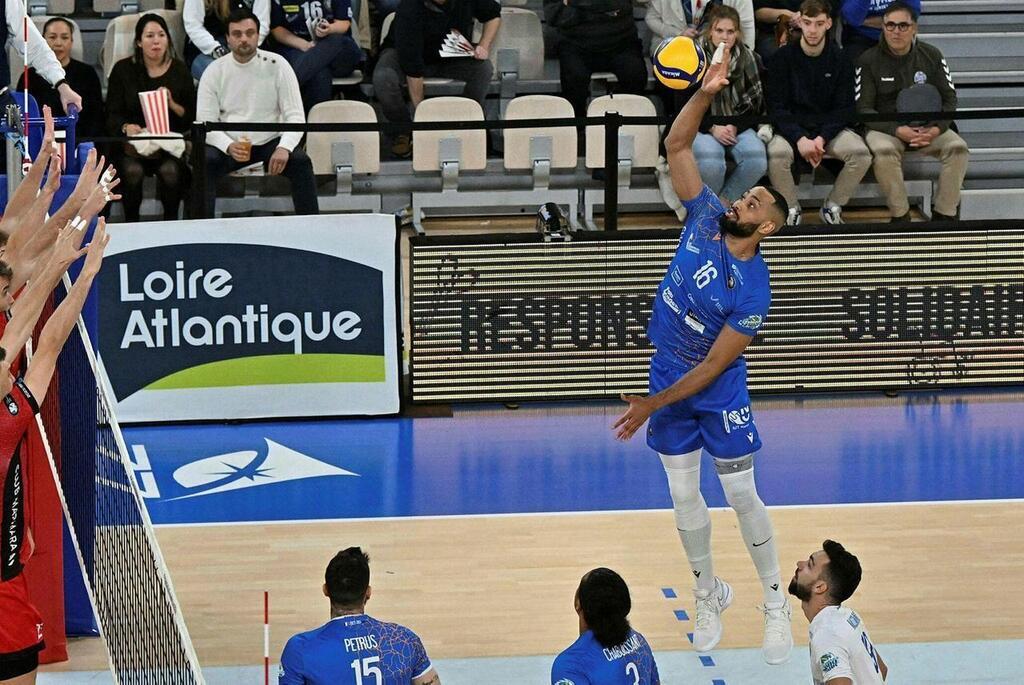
left=613, top=43, right=793, bottom=664
left=0, top=219, right=109, bottom=684
left=789, top=540, right=888, bottom=684
left=551, top=568, right=660, bottom=684
left=279, top=547, right=440, bottom=685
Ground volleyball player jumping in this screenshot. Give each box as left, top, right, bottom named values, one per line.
left=613, top=45, right=793, bottom=664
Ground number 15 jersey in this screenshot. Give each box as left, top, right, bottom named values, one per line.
left=279, top=614, right=432, bottom=685
left=646, top=186, right=771, bottom=372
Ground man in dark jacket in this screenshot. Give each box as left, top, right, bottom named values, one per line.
left=765, top=0, right=870, bottom=225
left=857, top=0, right=969, bottom=221
left=544, top=0, right=647, bottom=116
left=371, top=0, right=500, bottom=157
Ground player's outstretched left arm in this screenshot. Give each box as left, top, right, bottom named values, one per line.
left=0, top=106, right=56, bottom=234
left=614, top=326, right=752, bottom=440
left=664, top=43, right=732, bottom=203
left=25, top=220, right=109, bottom=403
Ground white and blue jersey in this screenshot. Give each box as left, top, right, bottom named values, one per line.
left=271, top=0, right=353, bottom=40
left=279, top=614, right=432, bottom=685
left=551, top=629, right=660, bottom=685
left=645, top=185, right=771, bottom=458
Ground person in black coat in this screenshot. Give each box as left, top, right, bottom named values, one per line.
left=106, top=14, right=196, bottom=222
left=544, top=0, right=647, bottom=117
left=26, top=17, right=104, bottom=141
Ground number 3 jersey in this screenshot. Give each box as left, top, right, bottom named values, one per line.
left=809, top=606, right=885, bottom=685
left=646, top=185, right=771, bottom=372
left=279, top=614, right=432, bottom=684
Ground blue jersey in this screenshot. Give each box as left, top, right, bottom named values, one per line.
left=279, top=614, right=432, bottom=685
left=646, top=185, right=771, bottom=371
left=271, top=0, right=353, bottom=40
left=551, top=629, right=660, bottom=685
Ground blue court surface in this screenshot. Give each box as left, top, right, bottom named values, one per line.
left=122, top=390, right=1024, bottom=526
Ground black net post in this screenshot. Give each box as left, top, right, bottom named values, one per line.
left=603, top=111, right=621, bottom=231
left=190, top=122, right=207, bottom=219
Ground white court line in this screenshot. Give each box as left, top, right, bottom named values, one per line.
left=152, top=497, right=1024, bottom=529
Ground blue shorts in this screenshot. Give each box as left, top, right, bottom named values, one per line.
left=646, top=355, right=762, bottom=458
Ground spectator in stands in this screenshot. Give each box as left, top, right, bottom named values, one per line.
left=185, top=0, right=271, bottom=79
left=268, top=0, right=363, bottom=111
left=197, top=9, right=319, bottom=217
left=857, top=1, right=968, bottom=221
left=27, top=17, right=104, bottom=141
left=372, top=0, right=499, bottom=159
left=0, top=0, right=82, bottom=114
left=840, top=0, right=918, bottom=64
left=647, top=0, right=755, bottom=51
left=545, top=0, right=646, bottom=118
left=279, top=547, right=440, bottom=684
left=107, top=14, right=196, bottom=222
left=551, top=568, right=660, bottom=684
left=692, top=6, right=767, bottom=204
left=766, top=0, right=869, bottom=224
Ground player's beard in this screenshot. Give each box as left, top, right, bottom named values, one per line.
left=720, top=214, right=760, bottom=238
left=788, top=577, right=811, bottom=602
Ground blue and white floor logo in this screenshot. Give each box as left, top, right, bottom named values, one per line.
left=130, top=438, right=358, bottom=501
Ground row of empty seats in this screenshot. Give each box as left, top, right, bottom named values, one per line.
left=251, top=94, right=930, bottom=230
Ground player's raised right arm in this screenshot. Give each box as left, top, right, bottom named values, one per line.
left=664, top=43, right=731, bottom=202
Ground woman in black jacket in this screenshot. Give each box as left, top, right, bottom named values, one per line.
left=106, top=14, right=196, bottom=222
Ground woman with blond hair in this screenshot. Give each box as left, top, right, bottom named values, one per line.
left=691, top=5, right=768, bottom=203
left=184, top=0, right=270, bottom=78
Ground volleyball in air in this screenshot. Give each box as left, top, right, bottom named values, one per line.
left=653, top=36, right=708, bottom=90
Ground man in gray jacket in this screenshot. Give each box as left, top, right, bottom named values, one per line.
left=856, top=0, right=968, bottom=221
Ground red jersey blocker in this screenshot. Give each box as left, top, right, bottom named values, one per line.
left=0, top=377, right=45, bottom=660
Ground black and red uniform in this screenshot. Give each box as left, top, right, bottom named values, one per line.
left=0, top=377, right=44, bottom=677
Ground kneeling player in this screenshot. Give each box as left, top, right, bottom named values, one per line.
left=279, top=547, right=440, bottom=685
left=551, top=568, right=660, bottom=685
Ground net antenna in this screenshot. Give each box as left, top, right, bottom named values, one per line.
left=31, top=273, right=206, bottom=684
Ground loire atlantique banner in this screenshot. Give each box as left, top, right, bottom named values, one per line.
left=99, top=215, right=400, bottom=422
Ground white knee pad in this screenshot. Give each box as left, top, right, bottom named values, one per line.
left=660, top=450, right=710, bottom=530
left=715, top=455, right=763, bottom=515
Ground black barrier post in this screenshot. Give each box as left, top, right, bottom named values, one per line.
left=603, top=112, right=621, bottom=231
left=190, top=122, right=207, bottom=219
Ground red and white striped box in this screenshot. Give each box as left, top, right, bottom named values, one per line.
left=138, top=89, right=170, bottom=135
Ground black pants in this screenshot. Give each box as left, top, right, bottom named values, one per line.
left=557, top=40, right=648, bottom=117
left=116, top=151, right=190, bottom=222
left=203, top=138, right=319, bottom=218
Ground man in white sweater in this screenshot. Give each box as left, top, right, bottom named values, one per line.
left=196, top=9, right=318, bottom=217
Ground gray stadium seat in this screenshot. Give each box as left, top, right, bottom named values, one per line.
left=583, top=94, right=662, bottom=229
left=411, top=96, right=488, bottom=232
left=306, top=100, right=381, bottom=212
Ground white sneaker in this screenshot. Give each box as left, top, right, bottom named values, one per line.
left=786, top=207, right=802, bottom=226
left=819, top=202, right=844, bottom=225
left=760, top=600, right=793, bottom=665
left=692, top=578, right=733, bottom=652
